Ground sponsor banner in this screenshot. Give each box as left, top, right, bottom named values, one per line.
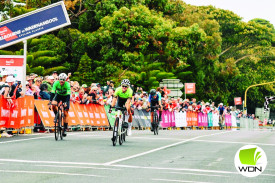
left=104, top=105, right=116, bottom=127
left=175, top=111, right=187, bottom=127
left=132, top=109, right=141, bottom=128
left=34, top=100, right=109, bottom=128
left=208, top=112, right=213, bottom=127
left=225, top=114, right=232, bottom=126
left=213, top=113, right=219, bottom=126
left=0, top=96, right=34, bottom=129
left=0, top=56, right=24, bottom=83
left=0, top=2, right=70, bottom=49
left=234, top=97, right=242, bottom=106
left=185, top=83, right=196, bottom=94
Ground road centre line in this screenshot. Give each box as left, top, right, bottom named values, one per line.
left=103, top=131, right=233, bottom=165
left=0, top=170, right=105, bottom=178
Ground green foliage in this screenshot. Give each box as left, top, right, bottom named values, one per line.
left=1, top=0, right=275, bottom=112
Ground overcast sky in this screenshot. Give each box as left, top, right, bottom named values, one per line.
left=183, top=0, right=275, bottom=27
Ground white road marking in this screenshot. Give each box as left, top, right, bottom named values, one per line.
left=206, top=158, right=224, bottom=167
left=0, top=169, right=105, bottom=177
left=35, top=164, right=120, bottom=171
left=103, top=131, right=232, bottom=165
left=0, top=132, right=90, bottom=144
left=151, top=178, right=212, bottom=183
left=193, top=139, right=275, bottom=146
left=1, top=159, right=274, bottom=177
left=0, top=159, right=103, bottom=166
left=168, top=172, right=229, bottom=177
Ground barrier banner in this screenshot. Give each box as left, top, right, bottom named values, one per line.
left=0, top=98, right=10, bottom=128
left=175, top=111, right=187, bottom=127
left=34, top=100, right=55, bottom=127
left=137, top=109, right=146, bottom=127
left=132, top=109, right=141, bottom=128
left=212, top=113, right=219, bottom=127
left=7, top=98, right=20, bottom=129
left=225, top=114, right=232, bottom=126
left=191, top=112, right=198, bottom=126
left=160, top=110, right=169, bottom=128
left=186, top=111, right=192, bottom=126
left=208, top=112, right=213, bottom=127
left=24, top=96, right=35, bottom=127
left=142, top=109, right=151, bottom=128
left=198, top=112, right=203, bottom=127
left=67, top=102, right=81, bottom=126
left=171, top=111, right=175, bottom=127
left=231, top=113, right=237, bottom=127
left=104, top=105, right=116, bottom=127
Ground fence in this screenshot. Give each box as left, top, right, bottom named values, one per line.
left=1, top=96, right=253, bottom=132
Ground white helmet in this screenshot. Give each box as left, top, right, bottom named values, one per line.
left=59, top=73, right=67, bottom=81
left=121, top=79, right=130, bottom=86
left=6, top=76, right=14, bottom=83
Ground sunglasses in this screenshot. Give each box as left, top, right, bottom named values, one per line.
left=36, top=80, right=41, bottom=82
left=122, top=85, right=128, bottom=88
left=60, top=79, right=65, bottom=81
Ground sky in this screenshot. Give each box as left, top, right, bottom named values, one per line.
left=183, top=0, right=275, bottom=27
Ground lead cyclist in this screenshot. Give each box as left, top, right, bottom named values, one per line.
left=48, top=73, right=71, bottom=137
left=110, top=79, right=133, bottom=136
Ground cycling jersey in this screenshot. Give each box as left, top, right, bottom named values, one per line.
left=114, top=86, right=133, bottom=99
left=114, top=86, right=133, bottom=107
left=51, top=80, right=71, bottom=96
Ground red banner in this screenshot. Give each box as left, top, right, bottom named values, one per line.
left=185, top=83, right=196, bottom=94
left=234, top=97, right=242, bottom=105
left=0, top=57, right=24, bottom=66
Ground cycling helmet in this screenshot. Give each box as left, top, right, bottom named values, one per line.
left=150, top=89, right=157, bottom=96
left=59, top=73, right=67, bottom=81
left=121, top=79, right=130, bottom=86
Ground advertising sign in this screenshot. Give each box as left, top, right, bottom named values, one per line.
left=0, top=1, right=70, bottom=49
left=234, top=97, right=242, bottom=105
left=185, top=83, right=196, bottom=94
left=0, top=55, right=24, bottom=82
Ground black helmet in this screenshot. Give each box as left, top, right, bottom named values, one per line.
left=150, top=89, right=156, bottom=96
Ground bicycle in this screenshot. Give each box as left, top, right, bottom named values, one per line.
left=49, top=100, right=66, bottom=141
left=110, top=106, right=128, bottom=146
left=151, top=106, right=160, bottom=135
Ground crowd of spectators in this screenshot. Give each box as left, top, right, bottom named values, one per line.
left=0, top=70, right=258, bottom=137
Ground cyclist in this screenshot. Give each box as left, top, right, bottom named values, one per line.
left=110, top=79, right=133, bottom=136
left=49, top=73, right=71, bottom=137
left=148, top=89, right=162, bottom=131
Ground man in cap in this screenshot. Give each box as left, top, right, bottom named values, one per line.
left=43, top=76, right=55, bottom=92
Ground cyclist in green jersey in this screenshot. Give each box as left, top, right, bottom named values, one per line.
left=48, top=73, right=71, bottom=137
left=111, top=79, right=133, bottom=135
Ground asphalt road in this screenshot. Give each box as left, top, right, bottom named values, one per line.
left=0, top=128, right=274, bottom=183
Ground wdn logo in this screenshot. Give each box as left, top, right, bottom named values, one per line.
left=234, top=145, right=267, bottom=177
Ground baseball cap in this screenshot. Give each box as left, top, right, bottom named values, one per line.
left=82, top=84, right=88, bottom=88
left=48, top=76, right=54, bottom=80
left=6, top=76, right=14, bottom=83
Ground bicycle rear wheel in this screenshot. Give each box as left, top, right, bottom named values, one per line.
left=112, top=117, right=119, bottom=146
left=54, top=113, right=59, bottom=141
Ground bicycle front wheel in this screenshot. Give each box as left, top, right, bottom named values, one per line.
left=59, top=111, right=63, bottom=140
left=54, top=113, right=59, bottom=141
left=112, top=117, right=119, bottom=146
left=154, top=112, right=159, bottom=135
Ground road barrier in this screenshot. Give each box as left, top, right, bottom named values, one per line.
left=0, top=96, right=34, bottom=129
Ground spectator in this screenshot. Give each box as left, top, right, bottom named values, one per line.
left=52, top=71, right=58, bottom=81
left=25, top=82, right=33, bottom=96
left=39, top=84, right=50, bottom=100
left=88, top=86, right=98, bottom=104
left=33, top=77, right=42, bottom=99
left=42, top=76, right=54, bottom=92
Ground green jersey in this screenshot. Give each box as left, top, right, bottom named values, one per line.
left=114, top=86, right=133, bottom=99
left=51, top=80, right=71, bottom=96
